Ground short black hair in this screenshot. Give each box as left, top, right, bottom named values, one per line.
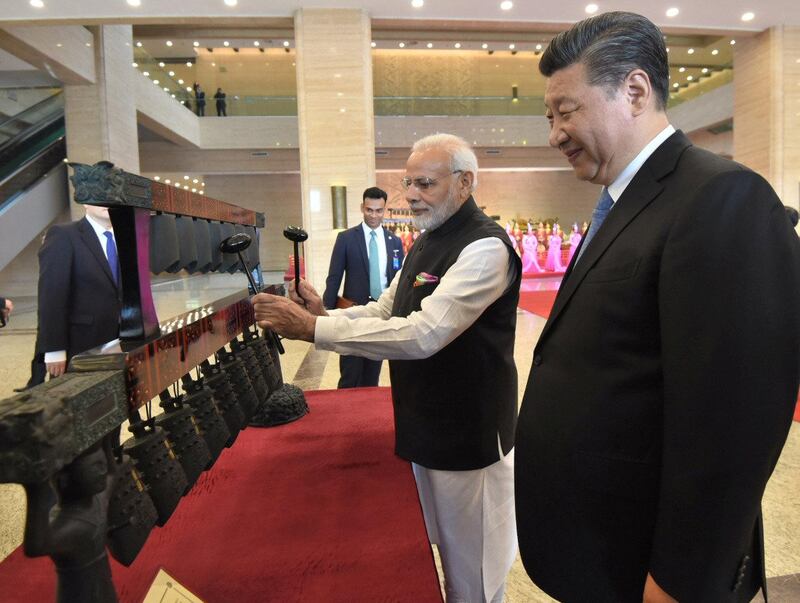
left=363, top=187, right=387, bottom=203
left=540, top=11, right=669, bottom=110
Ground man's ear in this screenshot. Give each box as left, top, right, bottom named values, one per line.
left=459, top=171, right=475, bottom=198
left=625, top=69, right=652, bottom=116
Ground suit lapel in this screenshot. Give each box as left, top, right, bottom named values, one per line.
left=539, top=130, right=692, bottom=346
left=382, top=226, right=396, bottom=279
left=78, top=218, right=117, bottom=289
left=354, top=224, right=370, bottom=276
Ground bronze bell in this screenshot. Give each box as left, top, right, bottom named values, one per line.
left=230, top=338, right=270, bottom=407
left=244, top=328, right=280, bottom=395
left=121, top=415, right=188, bottom=526
left=217, top=346, right=259, bottom=423
left=180, top=373, right=230, bottom=463
left=199, top=360, right=246, bottom=437
left=106, top=451, right=158, bottom=566
left=155, top=391, right=211, bottom=489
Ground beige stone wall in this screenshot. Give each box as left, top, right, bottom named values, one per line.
left=734, top=26, right=800, bottom=209
left=0, top=24, right=95, bottom=84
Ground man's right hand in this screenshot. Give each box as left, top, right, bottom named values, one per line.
left=46, top=360, right=67, bottom=377
left=289, top=279, right=327, bottom=317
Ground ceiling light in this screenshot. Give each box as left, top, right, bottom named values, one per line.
left=201, top=182, right=205, bottom=186
left=536, top=44, right=543, bottom=51
left=186, top=86, right=192, bottom=91
left=186, top=61, right=192, bottom=67
left=168, top=70, right=175, bottom=76
left=29, top=0, right=44, bottom=7
left=171, top=94, right=176, bottom=98
left=666, top=7, right=679, bottom=17
left=163, top=87, right=169, bottom=91
left=199, top=191, right=204, bottom=195
left=184, top=175, right=190, bottom=180
left=153, top=79, right=159, bottom=85
left=741, top=12, right=754, bottom=22
left=192, top=188, right=197, bottom=193
left=127, top=0, right=141, bottom=5
left=224, top=0, right=238, bottom=6
left=192, top=178, right=199, bottom=184
left=164, top=179, right=171, bottom=184
left=154, top=176, right=161, bottom=181
left=371, top=41, right=377, bottom=47
left=678, top=67, right=685, bottom=72
left=56, top=43, right=63, bottom=47
left=701, top=67, right=708, bottom=73
left=166, top=41, right=173, bottom=47
left=673, top=83, right=679, bottom=88
left=132, top=62, right=138, bottom=67
left=223, top=41, right=230, bottom=47
left=500, top=1, right=513, bottom=9
left=143, top=71, right=150, bottom=76
left=687, top=75, right=693, bottom=81
left=454, top=42, right=461, bottom=49
left=178, top=78, right=184, bottom=84
left=253, top=41, right=260, bottom=47
left=158, top=61, right=165, bottom=67
left=412, top=0, right=424, bottom=7
left=85, top=43, right=91, bottom=47
left=136, top=41, right=142, bottom=47
left=688, top=48, right=696, bottom=55
left=711, top=49, right=719, bottom=55
left=184, top=185, right=190, bottom=190
left=193, top=41, right=200, bottom=47
left=283, top=41, right=290, bottom=47
left=509, top=43, right=515, bottom=50
left=730, top=39, right=736, bottom=45
left=399, top=42, right=405, bottom=48
left=585, top=4, right=598, bottom=14
left=428, top=42, right=434, bottom=48
left=481, top=43, right=488, bottom=49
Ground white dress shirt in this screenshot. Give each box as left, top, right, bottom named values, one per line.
left=361, top=222, right=388, bottom=292
left=315, top=236, right=517, bottom=360
left=44, top=215, right=116, bottom=364
left=607, top=124, right=676, bottom=203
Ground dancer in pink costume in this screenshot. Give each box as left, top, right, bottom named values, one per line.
left=505, top=222, right=519, bottom=254
left=567, top=222, right=583, bottom=264
left=522, top=224, right=544, bottom=274
left=545, top=223, right=565, bottom=272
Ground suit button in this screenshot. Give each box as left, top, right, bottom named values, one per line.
left=533, top=355, right=543, bottom=366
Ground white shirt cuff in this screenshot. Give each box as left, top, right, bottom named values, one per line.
left=44, top=350, right=67, bottom=363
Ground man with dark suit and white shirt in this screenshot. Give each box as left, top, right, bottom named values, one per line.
left=38, top=205, right=121, bottom=377
left=322, top=186, right=404, bottom=388
left=514, top=12, right=800, bottom=603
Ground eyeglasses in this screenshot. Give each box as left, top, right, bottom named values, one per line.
left=401, top=170, right=463, bottom=191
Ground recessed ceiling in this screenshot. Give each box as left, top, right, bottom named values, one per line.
left=2, top=0, right=799, bottom=31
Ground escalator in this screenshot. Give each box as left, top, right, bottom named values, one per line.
left=0, top=89, right=66, bottom=210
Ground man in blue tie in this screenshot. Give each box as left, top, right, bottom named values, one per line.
left=514, top=11, right=800, bottom=603
left=322, top=187, right=404, bottom=388
left=36, top=204, right=122, bottom=377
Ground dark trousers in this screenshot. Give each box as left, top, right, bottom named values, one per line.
left=338, top=355, right=382, bottom=389
left=197, top=104, right=205, bottom=116
left=216, top=103, right=226, bottom=116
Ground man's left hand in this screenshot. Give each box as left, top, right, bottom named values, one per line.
left=252, top=293, right=316, bottom=342
left=643, top=573, right=678, bottom=603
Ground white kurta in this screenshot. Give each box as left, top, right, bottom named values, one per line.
left=314, top=236, right=518, bottom=603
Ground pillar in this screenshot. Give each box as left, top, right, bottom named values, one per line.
left=294, top=9, right=376, bottom=285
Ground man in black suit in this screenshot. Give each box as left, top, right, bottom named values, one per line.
left=38, top=205, right=121, bottom=377
left=515, top=12, right=800, bottom=603
left=322, top=187, right=404, bottom=388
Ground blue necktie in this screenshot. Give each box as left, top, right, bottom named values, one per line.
left=368, top=230, right=382, bottom=300
left=575, top=187, right=614, bottom=264
left=103, top=231, right=120, bottom=285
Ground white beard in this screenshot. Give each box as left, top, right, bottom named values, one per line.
left=410, top=187, right=462, bottom=232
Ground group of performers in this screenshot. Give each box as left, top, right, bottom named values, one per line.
left=507, top=219, right=587, bottom=274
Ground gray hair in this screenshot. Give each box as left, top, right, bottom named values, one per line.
left=411, top=133, right=478, bottom=191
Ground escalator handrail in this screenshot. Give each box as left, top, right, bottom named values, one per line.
left=0, top=89, right=64, bottom=138
left=0, top=108, right=64, bottom=165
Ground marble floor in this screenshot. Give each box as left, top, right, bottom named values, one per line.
left=0, top=277, right=798, bottom=601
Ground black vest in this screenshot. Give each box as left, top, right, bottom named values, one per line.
left=389, top=197, right=521, bottom=470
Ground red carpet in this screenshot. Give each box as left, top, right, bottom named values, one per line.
left=518, top=290, right=558, bottom=318
left=0, top=388, right=442, bottom=603
left=795, top=393, right=800, bottom=422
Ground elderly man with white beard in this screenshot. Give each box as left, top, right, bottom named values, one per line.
left=252, top=133, right=521, bottom=603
